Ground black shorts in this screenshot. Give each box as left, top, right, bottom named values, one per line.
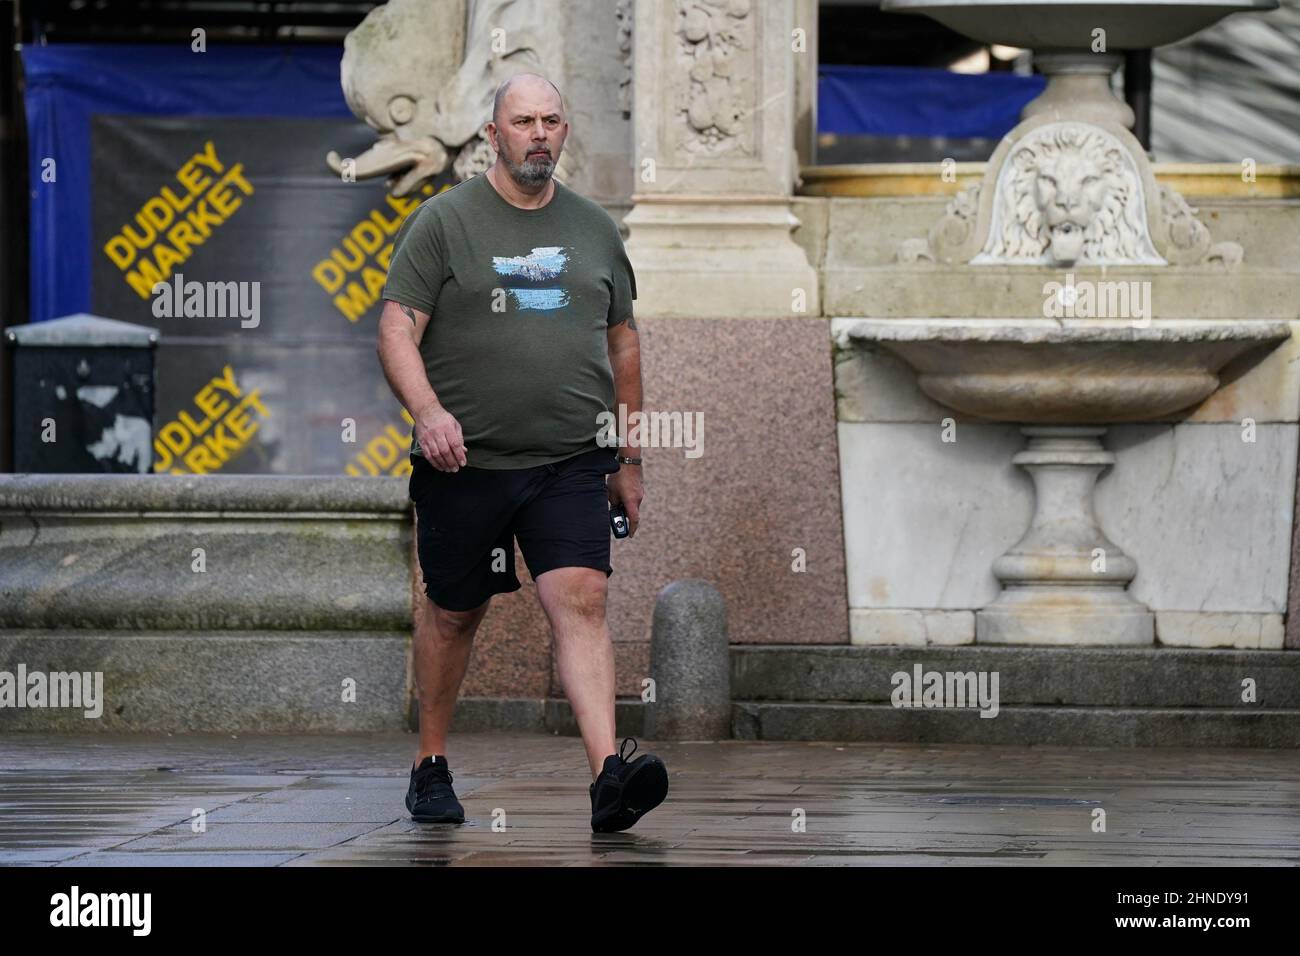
left=408, top=446, right=621, bottom=612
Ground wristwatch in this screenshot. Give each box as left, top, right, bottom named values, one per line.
left=616, top=454, right=643, bottom=466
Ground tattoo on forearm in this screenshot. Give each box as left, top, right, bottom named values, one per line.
left=399, top=304, right=417, bottom=325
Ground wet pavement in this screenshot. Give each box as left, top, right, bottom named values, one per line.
left=1, top=733, right=1297, bottom=866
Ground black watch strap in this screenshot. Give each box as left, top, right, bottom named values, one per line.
left=616, top=454, right=643, bottom=465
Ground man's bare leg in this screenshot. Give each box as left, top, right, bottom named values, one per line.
left=412, top=560, right=490, bottom=765
left=535, top=566, right=618, bottom=781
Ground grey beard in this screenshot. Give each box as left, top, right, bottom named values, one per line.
left=503, top=150, right=555, bottom=188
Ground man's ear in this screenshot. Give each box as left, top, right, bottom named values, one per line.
left=484, top=121, right=498, bottom=151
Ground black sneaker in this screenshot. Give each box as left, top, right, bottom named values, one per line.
left=406, top=754, right=465, bottom=824
left=589, top=737, right=668, bottom=833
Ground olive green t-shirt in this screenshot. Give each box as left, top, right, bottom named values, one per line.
left=382, top=173, right=637, bottom=469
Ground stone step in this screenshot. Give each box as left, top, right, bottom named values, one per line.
left=6, top=634, right=1295, bottom=746
left=0, top=630, right=409, bottom=733
left=732, top=644, right=1300, bottom=708
left=454, top=694, right=1300, bottom=748
left=731, top=701, right=1300, bottom=748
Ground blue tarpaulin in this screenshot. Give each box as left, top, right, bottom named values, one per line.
left=24, top=49, right=1044, bottom=324
left=818, top=65, right=1045, bottom=138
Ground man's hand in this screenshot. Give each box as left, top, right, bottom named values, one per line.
left=607, top=464, right=644, bottom=537
left=415, top=399, right=468, bottom=472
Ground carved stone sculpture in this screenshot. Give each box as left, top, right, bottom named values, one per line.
left=674, top=0, right=757, bottom=157
left=901, top=116, right=1242, bottom=270
left=975, top=122, right=1162, bottom=266
left=326, top=0, right=582, bottom=196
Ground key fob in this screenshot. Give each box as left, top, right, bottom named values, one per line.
left=610, top=504, right=630, bottom=539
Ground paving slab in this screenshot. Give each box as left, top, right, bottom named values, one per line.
left=0, top=733, right=1296, bottom=866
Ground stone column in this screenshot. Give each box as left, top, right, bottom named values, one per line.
left=623, top=0, right=819, bottom=318
left=792, top=0, right=818, bottom=170
left=600, top=0, right=849, bottom=658
left=978, top=427, right=1153, bottom=646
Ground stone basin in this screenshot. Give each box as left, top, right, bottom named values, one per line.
left=879, top=0, right=1278, bottom=50
left=832, top=318, right=1291, bottom=424
left=834, top=318, right=1293, bottom=645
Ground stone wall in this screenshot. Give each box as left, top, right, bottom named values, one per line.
left=0, top=475, right=413, bottom=731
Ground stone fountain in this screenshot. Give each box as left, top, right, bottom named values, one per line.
left=835, top=0, right=1291, bottom=645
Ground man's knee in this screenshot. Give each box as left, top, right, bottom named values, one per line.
left=429, top=597, right=491, bottom=636
left=538, top=567, right=608, bottom=623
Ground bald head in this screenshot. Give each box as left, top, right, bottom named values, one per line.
left=486, top=71, right=569, bottom=191
left=492, top=73, right=565, bottom=127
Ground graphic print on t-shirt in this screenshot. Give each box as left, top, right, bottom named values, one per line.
left=491, top=246, right=570, bottom=311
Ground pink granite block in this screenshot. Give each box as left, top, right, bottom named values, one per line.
left=612, top=316, right=849, bottom=649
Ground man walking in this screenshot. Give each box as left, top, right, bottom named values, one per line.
left=376, top=73, right=668, bottom=833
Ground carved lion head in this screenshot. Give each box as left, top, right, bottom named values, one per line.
left=984, top=123, right=1155, bottom=265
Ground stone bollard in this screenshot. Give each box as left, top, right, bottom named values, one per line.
left=644, top=579, right=731, bottom=740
